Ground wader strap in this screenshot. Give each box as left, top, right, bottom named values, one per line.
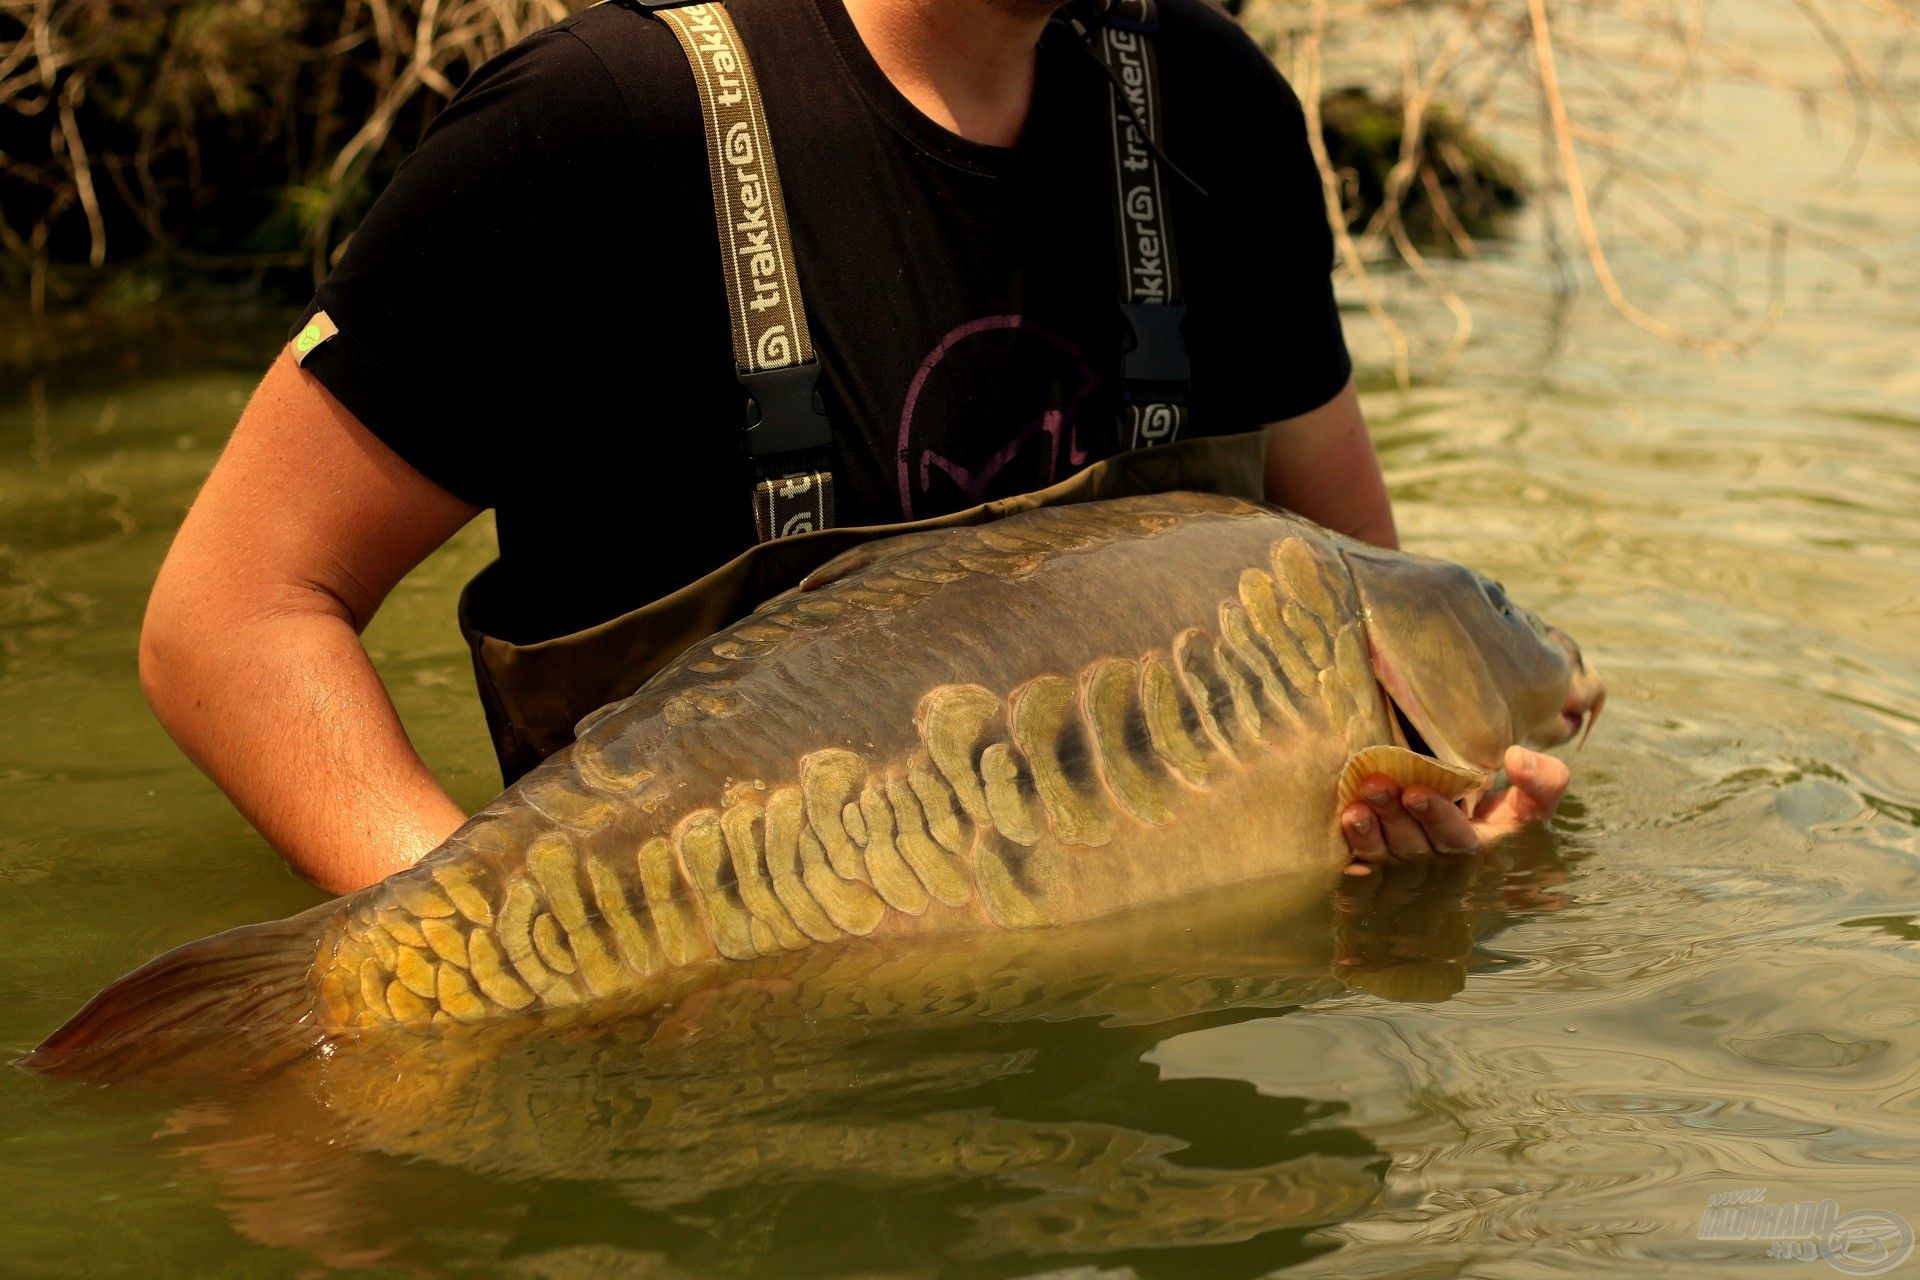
left=1086, top=0, right=1191, bottom=450
left=642, top=0, right=838, bottom=541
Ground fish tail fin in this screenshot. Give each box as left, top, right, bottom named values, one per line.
left=19, top=906, right=335, bottom=1083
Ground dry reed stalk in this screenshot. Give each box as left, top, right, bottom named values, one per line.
left=1242, top=0, right=1913, bottom=376
left=1, top=0, right=579, bottom=296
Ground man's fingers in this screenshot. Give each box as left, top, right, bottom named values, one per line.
left=1469, top=748, right=1574, bottom=840
left=1503, top=747, right=1571, bottom=823
left=1403, top=786, right=1480, bottom=855
left=1342, top=802, right=1388, bottom=875
left=1360, top=775, right=1432, bottom=861
left=1344, top=753, right=1569, bottom=872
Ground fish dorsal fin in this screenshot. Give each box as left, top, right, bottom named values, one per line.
left=1337, top=746, right=1490, bottom=812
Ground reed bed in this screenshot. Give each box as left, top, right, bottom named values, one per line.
left=1, top=0, right=572, bottom=310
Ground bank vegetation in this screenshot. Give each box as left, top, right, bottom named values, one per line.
left=3, top=0, right=1914, bottom=373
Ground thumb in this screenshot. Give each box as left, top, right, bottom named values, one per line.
left=1501, top=746, right=1570, bottom=824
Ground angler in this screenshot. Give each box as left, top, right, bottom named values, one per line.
left=133, top=2, right=1570, bottom=917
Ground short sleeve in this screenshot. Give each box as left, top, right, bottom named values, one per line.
left=1180, top=20, right=1353, bottom=426
left=1252, top=67, right=1352, bottom=420
left=288, top=28, right=633, bottom=508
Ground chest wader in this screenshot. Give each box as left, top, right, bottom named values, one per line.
left=459, top=0, right=1272, bottom=783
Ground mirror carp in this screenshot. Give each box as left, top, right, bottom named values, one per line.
left=25, top=493, right=1603, bottom=1079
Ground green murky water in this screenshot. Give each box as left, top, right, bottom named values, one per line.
left=3, top=10, right=1917, bottom=1278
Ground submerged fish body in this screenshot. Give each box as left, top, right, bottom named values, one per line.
left=27, top=493, right=1599, bottom=1076
left=161, top=871, right=1432, bottom=1271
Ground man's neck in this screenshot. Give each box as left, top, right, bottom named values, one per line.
left=841, top=0, right=1062, bottom=149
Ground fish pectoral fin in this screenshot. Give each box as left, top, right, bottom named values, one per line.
left=1337, top=746, right=1491, bottom=813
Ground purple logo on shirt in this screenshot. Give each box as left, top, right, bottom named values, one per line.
left=897, top=314, right=1104, bottom=520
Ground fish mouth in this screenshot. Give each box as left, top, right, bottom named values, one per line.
left=1535, top=628, right=1606, bottom=749
left=1541, top=690, right=1604, bottom=748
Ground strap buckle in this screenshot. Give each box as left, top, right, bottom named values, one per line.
left=1120, top=302, right=1190, bottom=394
left=740, top=362, right=832, bottom=466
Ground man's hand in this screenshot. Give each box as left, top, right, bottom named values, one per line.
left=1339, top=747, right=1571, bottom=876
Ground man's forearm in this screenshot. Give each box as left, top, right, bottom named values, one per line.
left=1327, top=504, right=1398, bottom=552
left=1262, top=379, right=1400, bottom=550
left=140, top=599, right=467, bottom=896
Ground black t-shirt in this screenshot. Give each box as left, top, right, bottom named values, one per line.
left=292, top=0, right=1350, bottom=643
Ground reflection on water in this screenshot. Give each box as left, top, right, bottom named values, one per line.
left=116, top=863, right=1558, bottom=1278
left=3, top=3, right=1918, bottom=1275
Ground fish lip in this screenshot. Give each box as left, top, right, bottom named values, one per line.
left=1535, top=628, right=1605, bottom=749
